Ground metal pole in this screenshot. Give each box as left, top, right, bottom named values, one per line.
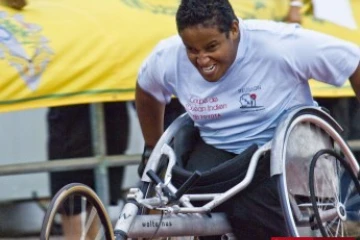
left=0, top=154, right=141, bottom=176
left=90, top=103, right=110, bottom=208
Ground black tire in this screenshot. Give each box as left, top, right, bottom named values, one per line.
left=309, top=149, right=360, bottom=237
left=40, top=183, right=113, bottom=240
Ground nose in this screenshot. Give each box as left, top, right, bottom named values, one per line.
left=196, top=53, right=210, bottom=66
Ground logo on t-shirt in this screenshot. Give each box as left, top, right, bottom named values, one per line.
left=238, top=85, right=265, bottom=112
left=240, top=93, right=258, bottom=107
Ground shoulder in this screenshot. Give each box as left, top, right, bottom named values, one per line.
left=239, top=19, right=304, bottom=57
left=139, top=35, right=186, bottom=78
left=241, top=19, right=300, bottom=38
left=140, top=35, right=183, bottom=69
left=152, top=35, right=184, bottom=57
left=142, top=34, right=187, bottom=74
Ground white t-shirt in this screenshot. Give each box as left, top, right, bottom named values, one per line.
left=138, top=19, right=360, bottom=154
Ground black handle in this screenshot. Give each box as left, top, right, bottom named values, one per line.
left=146, top=169, right=176, bottom=200
left=146, top=169, right=163, bottom=185
left=146, top=169, right=202, bottom=202
left=174, top=170, right=202, bottom=201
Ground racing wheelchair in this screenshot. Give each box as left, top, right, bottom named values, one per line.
left=40, top=106, right=360, bottom=239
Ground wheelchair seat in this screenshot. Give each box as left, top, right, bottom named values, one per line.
left=171, top=143, right=258, bottom=193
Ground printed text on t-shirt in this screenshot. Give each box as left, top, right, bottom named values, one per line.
left=186, top=96, right=227, bottom=120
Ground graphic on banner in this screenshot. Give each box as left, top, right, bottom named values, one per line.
left=0, top=11, right=54, bottom=90
left=120, top=0, right=178, bottom=15
left=119, top=0, right=281, bottom=20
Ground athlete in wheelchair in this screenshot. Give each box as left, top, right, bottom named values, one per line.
left=40, top=0, right=360, bottom=239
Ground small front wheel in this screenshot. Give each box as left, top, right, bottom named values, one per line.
left=40, top=183, right=113, bottom=240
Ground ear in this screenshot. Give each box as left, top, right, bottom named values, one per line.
left=229, top=20, right=240, bottom=40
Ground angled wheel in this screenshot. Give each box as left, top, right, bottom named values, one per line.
left=277, top=111, right=360, bottom=237
left=40, top=183, right=113, bottom=240
left=309, top=149, right=360, bottom=237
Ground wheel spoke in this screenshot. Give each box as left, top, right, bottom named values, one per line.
left=85, top=206, right=97, bottom=236
left=335, top=218, right=340, bottom=236
left=95, top=227, right=104, bottom=240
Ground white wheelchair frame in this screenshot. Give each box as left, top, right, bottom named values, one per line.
left=112, top=106, right=360, bottom=239
left=40, top=106, right=360, bottom=240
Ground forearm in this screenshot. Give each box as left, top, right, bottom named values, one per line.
left=135, top=83, right=165, bottom=148
left=350, top=62, right=360, bottom=102
left=286, top=0, right=303, bottom=23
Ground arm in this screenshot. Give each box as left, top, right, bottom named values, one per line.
left=349, top=62, right=360, bottom=102
left=285, top=0, right=303, bottom=23
left=135, top=82, right=165, bottom=148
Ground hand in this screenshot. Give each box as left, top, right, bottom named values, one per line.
left=285, top=6, right=302, bottom=24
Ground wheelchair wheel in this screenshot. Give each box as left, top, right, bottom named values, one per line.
left=40, top=183, right=113, bottom=240
left=277, top=112, right=360, bottom=237
left=309, top=149, right=360, bottom=237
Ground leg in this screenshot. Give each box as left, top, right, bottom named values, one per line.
left=104, top=101, right=129, bottom=205
left=225, top=176, right=287, bottom=239
left=182, top=137, right=286, bottom=239
left=214, top=153, right=287, bottom=240
left=47, top=102, right=130, bottom=238
left=183, top=135, right=235, bottom=172
left=173, top=124, right=200, bottom=168
left=61, top=214, right=96, bottom=240
left=164, top=98, right=186, bottom=129
left=47, top=105, right=96, bottom=238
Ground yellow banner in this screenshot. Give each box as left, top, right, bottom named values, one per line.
left=0, top=0, right=359, bottom=112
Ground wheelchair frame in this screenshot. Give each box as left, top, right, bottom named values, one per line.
left=115, top=136, right=271, bottom=238
left=40, top=106, right=360, bottom=239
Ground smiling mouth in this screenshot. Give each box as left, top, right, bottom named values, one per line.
left=202, top=64, right=216, bottom=73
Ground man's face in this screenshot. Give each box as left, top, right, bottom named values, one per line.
left=179, top=21, right=240, bottom=82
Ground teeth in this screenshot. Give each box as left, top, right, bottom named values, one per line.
left=203, top=65, right=215, bottom=73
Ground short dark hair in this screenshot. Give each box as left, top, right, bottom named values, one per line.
left=176, top=0, right=237, bottom=35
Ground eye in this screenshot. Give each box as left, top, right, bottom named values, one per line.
left=206, top=43, right=218, bottom=52
left=186, top=47, right=198, bottom=54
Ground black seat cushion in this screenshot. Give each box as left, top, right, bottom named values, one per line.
left=171, top=144, right=259, bottom=193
